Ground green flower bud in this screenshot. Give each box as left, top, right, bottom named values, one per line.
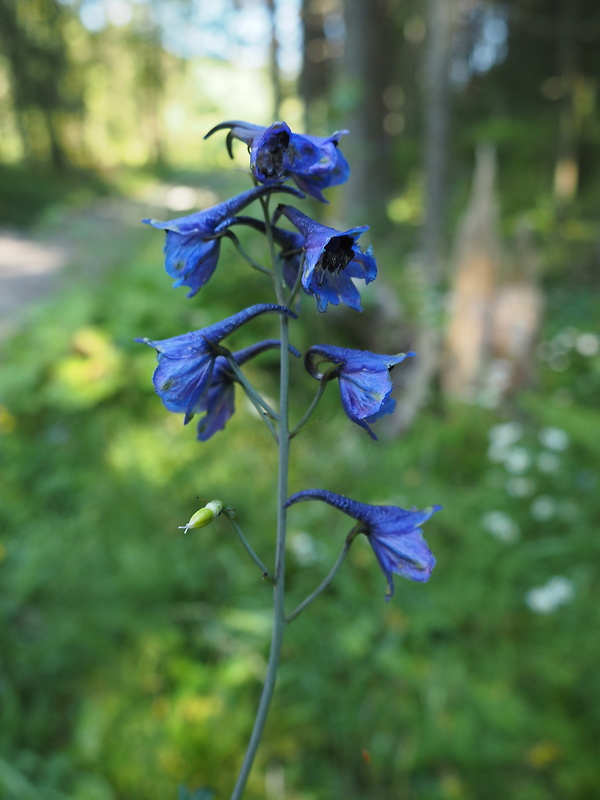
left=178, top=500, right=224, bottom=533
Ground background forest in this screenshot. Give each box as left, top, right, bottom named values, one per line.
left=1, top=1, right=600, bottom=799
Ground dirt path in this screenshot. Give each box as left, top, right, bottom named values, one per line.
left=0, top=181, right=232, bottom=339
left=0, top=196, right=162, bottom=339
left=0, top=231, right=71, bottom=338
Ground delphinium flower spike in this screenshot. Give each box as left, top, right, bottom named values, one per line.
left=305, top=345, right=414, bottom=439
left=204, top=120, right=350, bottom=202
left=286, top=489, right=439, bottom=599
left=275, top=204, right=377, bottom=312
left=136, top=304, right=295, bottom=426
left=144, top=184, right=303, bottom=297
left=137, top=112, right=443, bottom=800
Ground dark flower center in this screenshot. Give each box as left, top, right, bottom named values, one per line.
left=255, top=130, right=291, bottom=179
left=318, top=235, right=355, bottom=276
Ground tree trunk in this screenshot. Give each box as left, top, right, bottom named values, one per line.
left=335, top=0, right=396, bottom=221
left=553, top=0, right=580, bottom=211
left=298, top=0, right=338, bottom=133
left=266, top=0, right=283, bottom=119
left=420, top=0, right=455, bottom=282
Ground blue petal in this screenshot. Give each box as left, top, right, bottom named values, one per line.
left=205, top=121, right=350, bottom=202
left=305, top=346, right=413, bottom=432
left=277, top=204, right=341, bottom=240
left=291, top=141, right=350, bottom=202
left=196, top=379, right=236, bottom=441
left=163, top=234, right=220, bottom=297
left=369, top=529, right=436, bottom=597
left=153, top=351, right=215, bottom=423
left=345, top=244, right=377, bottom=283
left=277, top=206, right=376, bottom=312
left=365, top=394, right=396, bottom=424
left=310, top=270, right=363, bottom=313
left=339, top=370, right=391, bottom=417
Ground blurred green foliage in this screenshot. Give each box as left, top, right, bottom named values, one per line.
left=1, top=1, right=600, bottom=797
left=1, top=196, right=599, bottom=800
left=0, top=163, right=111, bottom=229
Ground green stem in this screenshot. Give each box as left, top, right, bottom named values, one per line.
left=290, top=379, right=327, bottom=439
left=223, top=509, right=275, bottom=584
left=228, top=202, right=291, bottom=800
left=224, top=356, right=279, bottom=442
left=285, top=252, right=305, bottom=308
left=285, top=539, right=352, bottom=624
left=222, top=230, right=273, bottom=276
left=260, top=195, right=286, bottom=305
left=224, top=357, right=279, bottom=420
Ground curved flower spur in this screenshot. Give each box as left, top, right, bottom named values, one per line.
left=204, top=120, right=350, bottom=202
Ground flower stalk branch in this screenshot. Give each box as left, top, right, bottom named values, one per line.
left=289, top=379, right=328, bottom=439
left=285, top=536, right=354, bottom=624
left=220, top=230, right=273, bottom=276
left=223, top=509, right=275, bottom=583
left=223, top=355, right=280, bottom=441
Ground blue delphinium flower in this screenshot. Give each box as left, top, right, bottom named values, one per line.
left=136, top=304, right=295, bottom=425
left=305, top=345, right=414, bottom=439
left=143, top=184, right=302, bottom=297
left=286, top=489, right=438, bottom=598
left=204, top=120, right=350, bottom=202
left=276, top=205, right=377, bottom=312
left=196, top=339, right=301, bottom=441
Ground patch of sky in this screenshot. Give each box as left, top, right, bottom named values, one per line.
left=74, top=0, right=303, bottom=76
left=276, top=0, right=303, bottom=75
left=451, top=2, right=509, bottom=86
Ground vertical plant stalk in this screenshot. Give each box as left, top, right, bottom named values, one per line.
left=228, top=201, right=291, bottom=800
